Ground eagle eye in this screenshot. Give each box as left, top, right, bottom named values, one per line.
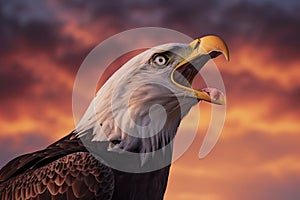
left=151, top=54, right=170, bottom=67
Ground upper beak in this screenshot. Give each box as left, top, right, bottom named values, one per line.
left=189, top=35, right=229, bottom=61
left=171, top=35, right=229, bottom=105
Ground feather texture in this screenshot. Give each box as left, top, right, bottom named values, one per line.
left=0, top=131, right=172, bottom=200
left=0, top=132, right=114, bottom=200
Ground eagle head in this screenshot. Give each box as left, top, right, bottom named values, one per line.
left=76, top=35, right=229, bottom=164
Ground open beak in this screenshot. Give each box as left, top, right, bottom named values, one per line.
left=171, top=35, right=229, bottom=105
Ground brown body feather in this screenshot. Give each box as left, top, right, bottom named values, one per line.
left=0, top=131, right=171, bottom=200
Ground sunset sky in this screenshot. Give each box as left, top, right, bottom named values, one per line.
left=1, top=0, right=300, bottom=199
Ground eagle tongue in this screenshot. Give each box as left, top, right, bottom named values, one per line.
left=200, top=87, right=225, bottom=103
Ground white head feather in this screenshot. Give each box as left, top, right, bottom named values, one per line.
left=76, top=42, right=200, bottom=153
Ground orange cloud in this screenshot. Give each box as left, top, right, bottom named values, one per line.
left=222, top=46, right=300, bottom=89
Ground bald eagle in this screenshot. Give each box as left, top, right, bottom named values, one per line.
left=0, top=36, right=229, bottom=200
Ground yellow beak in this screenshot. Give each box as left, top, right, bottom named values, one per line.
left=171, top=35, right=229, bottom=105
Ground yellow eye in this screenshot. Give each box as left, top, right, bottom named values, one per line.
left=153, top=55, right=168, bottom=66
